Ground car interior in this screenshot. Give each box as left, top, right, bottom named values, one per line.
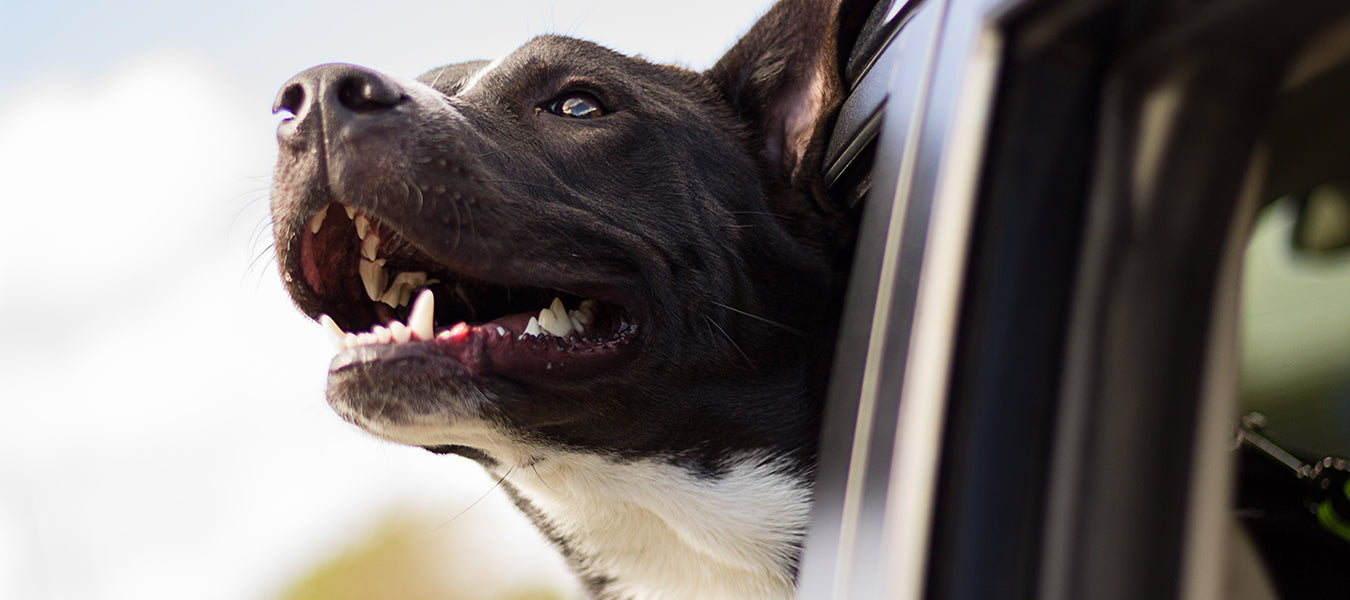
left=801, top=0, right=1350, bottom=598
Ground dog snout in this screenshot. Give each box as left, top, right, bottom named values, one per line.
left=273, top=64, right=406, bottom=149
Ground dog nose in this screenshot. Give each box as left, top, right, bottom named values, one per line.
left=273, top=64, right=405, bottom=147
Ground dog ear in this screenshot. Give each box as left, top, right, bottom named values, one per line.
left=707, top=0, right=843, bottom=188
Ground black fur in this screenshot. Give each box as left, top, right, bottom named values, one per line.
left=269, top=0, right=852, bottom=595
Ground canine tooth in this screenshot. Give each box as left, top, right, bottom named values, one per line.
left=373, top=325, right=392, bottom=344
left=539, top=306, right=573, bottom=337
left=308, top=209, right=327, bottom=234
left=344, top=205, right=357, bottom=219
left=408, top=289, right=435, bottom=340
left=319, top=314, right=345, bottom=351
left=524, top=316, right=542, bottom=336
left=359, top=259, right=387, bottom=301
left=355, top=214, right=371, bottom=239
left=390, top=321, right=412, bottom=343
left=379, top=286, right=403, bottom=308
left=361, top=232, right=380, bottom=260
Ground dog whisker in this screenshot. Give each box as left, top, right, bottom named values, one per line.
left=707, top=301, right=807, bottom=338
left=531, top=463, right=560, bottom=493
left=438, top=188, right=466, bottom=252
left=408, top=181, right=425, bottom=213
left=247, top=212, right=276, bottom=250
left=703, top=314, right=756, bottom=371
left=729, top=210, right=796, bottom=219
left=251, top=246, right=273, bottom=270
left=464, top=195, right=482, bottom=254
left=472, top=147, right=511, bottom=161
left=243, top=242, right=277, bottom=284
left=428, top=65, right=451, bottom=89
left=230, top=192, right=273, bottom=241
left=431, top=466, right=517, bottom=532
left=239, top=206, right=280, bottom=289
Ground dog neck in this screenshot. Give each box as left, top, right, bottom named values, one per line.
left=491, top=452, right=812, bottom=600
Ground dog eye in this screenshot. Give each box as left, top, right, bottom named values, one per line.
left=545, top=92, right=605, bottom=118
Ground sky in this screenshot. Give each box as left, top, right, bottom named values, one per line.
left=0, top=1, right=775, bottom=598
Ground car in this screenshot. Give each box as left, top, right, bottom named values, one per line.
left=799, top=0, right=1350, bottom=598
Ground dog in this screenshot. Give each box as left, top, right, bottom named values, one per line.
left=269, top=0, right=854, bottom=597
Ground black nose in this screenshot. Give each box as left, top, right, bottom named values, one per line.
left=273, top=64, right=405, bottom=147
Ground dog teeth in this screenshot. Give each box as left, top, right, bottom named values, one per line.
left=408, top=289, right=435, bottom=340
left=359, top=258, right=388, bottom=301
left=379, top=271, right=428, bottom=308
left=322, top=291, right=606, bottom=352
left=345, top=211, right=443, bottom=311
left=319, top=314, right=346, bottom=351
left=390, top=321, right=412, bottom=343
left=539, top=297, right=574, bottom=337
left=539, top=309, right=570, bottom=337
left=308, top=209, right=327, bottom=234
left=355, top=214, right=371, bottom=240
left=372, top=325, right=393, bottom=344
left=322, top=208, right=608, bottom=351
left=361, top=231, right=380, bottom=260
left=522, top=297, right=599, bottom=339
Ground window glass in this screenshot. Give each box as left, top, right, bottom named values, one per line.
left=1241, top=185, right=1350, bottom=455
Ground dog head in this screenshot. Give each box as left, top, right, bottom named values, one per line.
left=270, top=0, right=850, bottom=475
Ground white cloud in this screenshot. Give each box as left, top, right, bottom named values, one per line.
left=0, top=52, right=566, bottom=600
left=0, top=4, right=783, bottom=595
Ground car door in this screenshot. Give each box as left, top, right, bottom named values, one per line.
left=802, top=0, right=1350, bottom=599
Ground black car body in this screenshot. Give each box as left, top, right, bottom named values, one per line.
left=803, top=1, right=1350, bottom=598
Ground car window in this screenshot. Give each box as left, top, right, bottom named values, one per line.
left=1241, top=189, right=1350, bottom=456
left=804, top=2, right=1350, bottom=600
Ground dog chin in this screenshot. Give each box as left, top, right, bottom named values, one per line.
left=325, top=373, right=501, bottom=448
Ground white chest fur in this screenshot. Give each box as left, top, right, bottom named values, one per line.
left=496, top=453, right=812, bottom=600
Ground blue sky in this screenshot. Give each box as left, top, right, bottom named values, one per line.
left=0, top=1, right=774, bottom=598
left=1, top=0, right=771, bottom=101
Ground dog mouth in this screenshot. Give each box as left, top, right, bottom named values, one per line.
left=291, top=202, right=639, bottom=381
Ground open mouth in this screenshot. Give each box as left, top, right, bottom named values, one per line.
left=292, top=202, right=639, bottom=380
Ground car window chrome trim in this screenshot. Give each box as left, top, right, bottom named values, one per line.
left=877, top=13, right=1003, bottom=600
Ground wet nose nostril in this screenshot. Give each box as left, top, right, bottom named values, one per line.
left=273, top=64, right=404, bottom=147
left=274, top=83, right=307, bottom=117
left=334, top=73, right=403, bottom=112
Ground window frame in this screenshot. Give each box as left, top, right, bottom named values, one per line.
left=799, top=1, right=1350, bottom=599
